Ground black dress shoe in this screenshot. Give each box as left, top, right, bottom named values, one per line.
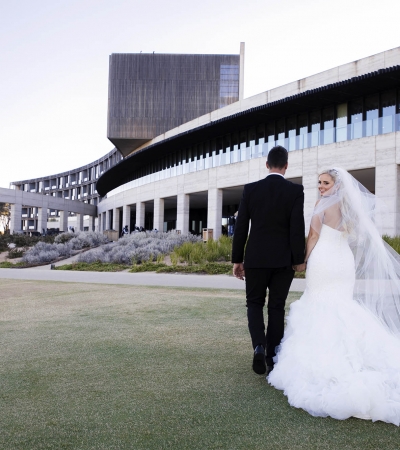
left=252, top=345, right=266, bottom=374
left=266, top=365, right=274, bottom=376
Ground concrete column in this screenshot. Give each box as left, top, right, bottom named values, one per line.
left=112, top=208, right=120, bottom=234
left=37, top=207, right=48, bottom=234
left=76, top=213, right=84, bottom=232
left=136, top=202, right=145, bottom=228
left=375, top=164, right=400, bottom=236
left=302, top=148, right=319, bottom=233
left=59, top=210, right=69, bottom=232
left=207, top=188, right=223, bottom=240
left=10, top=203, right=22, bottom=234
left=153, top=198, right=164, bottom=232
left=375, top=134, right=399, bottom=236
left=122, top=205, right=131, bottom=232
left=176, top=193, right=190, bottom=235
left=105, top=210, right=111, bottom=230
left=88, top=215, right=95, bottom=232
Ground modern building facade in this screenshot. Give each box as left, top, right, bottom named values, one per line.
left=8, top=46, right=244, bottom=233
left=9, top=149, right=120, bottom=232
left=108, top=49, right=244, bottom=156
left=6, top=44, right=400, bottom=238
left=96, top=46, right=400, bottom=239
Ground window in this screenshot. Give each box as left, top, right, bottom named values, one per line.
left=298, top=114, right=308, bottom=149
left=322, top=107, right=335, bottom=144
left=365, top=94, right=379, bottom=136
left=310, top=111, right=320, bottom=147
left=381, top=90, right=396, bottom=134
left=287, top=116, right=296, bottom=151
left=336, top=103, right=348, bottom=142
left=219, top=65, right=240, bottom=108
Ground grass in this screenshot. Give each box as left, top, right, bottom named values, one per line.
left=0, top=261, right=25, bottom=268
left=383, top=235, right=400, bottom=254
left=1, top=280, right=400, bottom=449
left=131, top=261, right=233, bottom=275
left=54, top=261, right=129, bottom=272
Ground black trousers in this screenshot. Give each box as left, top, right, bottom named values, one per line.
left=245, top=267, right=294, bottom=366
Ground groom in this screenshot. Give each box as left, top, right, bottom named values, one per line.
left=232, top=146, right=305, bottom=375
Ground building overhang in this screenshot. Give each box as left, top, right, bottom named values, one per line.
left=108, top=137, right=152, bottom=158
left=96, top=65, right=400, bottom=197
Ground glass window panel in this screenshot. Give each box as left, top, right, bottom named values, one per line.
left=266, top=122, right=274, bottom=141
left=256, top=124, right=265, bottom=143
left=239, top=131, right=247, bottom=147
left=276, top=119, right=285, bottom=140
left=382, top=90, right=396, bottom=115
left=350, top=98, right=363, bottom=139
left=310, top=111, right=320, bottom=131
left=365, top=94, right=379, bottom=136
left=322, top=107, right=334, bottom=129
left=298, top=114, right=308, bottom=134
left=286, top=116, right=296, bottom=150
left=286, top=116, right=296, bottom=136
left=310, top=111, right=320, bottom=147
left=336, top=103, right=348, bottom=142
left=248, top=127, right=256, bottom=144
left=382, top=90, right=396, bottom=134
left=297, top=114, right=308, bottom=149
left=322, top=107, right=334, bottom=145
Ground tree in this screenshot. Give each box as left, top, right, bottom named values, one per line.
left=0, top=202, right=10, bottom=233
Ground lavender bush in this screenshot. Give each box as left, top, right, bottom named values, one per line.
left=22, top=231, right=108, bottom=265
left=78, top=231, right=201, bottom=265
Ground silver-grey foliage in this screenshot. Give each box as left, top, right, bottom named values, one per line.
left=22, top=232, right=109, bottom=265
left=78, top=231, right=201, bottom=265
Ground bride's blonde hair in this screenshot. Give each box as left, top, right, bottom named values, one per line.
left=318, top=169, right=354, bottom=236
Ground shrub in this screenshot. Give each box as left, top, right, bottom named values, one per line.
left=383, top=235, right=400, bottom=254
left=21, top=231, right=107, bottom=265
left=54, top=232, right=74, bottom=244
left=77, top=231, right=201, bottom=265
left=7, top=247, right=26, bottom=259
left=170, top=235, right=232, bottom=265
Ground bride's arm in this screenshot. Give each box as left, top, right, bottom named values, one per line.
left=305, top=226, right=319, bottom=263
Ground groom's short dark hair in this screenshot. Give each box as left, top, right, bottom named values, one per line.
left=267, top=146, right=288, bottom=169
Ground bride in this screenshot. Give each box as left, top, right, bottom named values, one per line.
left=268, top=167, right=400, bottom=425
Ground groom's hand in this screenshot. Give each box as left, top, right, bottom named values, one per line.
left=233, top=263, right=245, bottom=280
left=293, top=263, right=306, bottom=272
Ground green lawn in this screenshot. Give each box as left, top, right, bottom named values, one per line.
left=0, top=280, right=399, bottom=449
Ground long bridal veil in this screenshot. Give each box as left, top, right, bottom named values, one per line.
left=310, top=167, right=400, bottom=338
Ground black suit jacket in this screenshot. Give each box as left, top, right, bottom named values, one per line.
left=231, top=175, right=305, bottom=268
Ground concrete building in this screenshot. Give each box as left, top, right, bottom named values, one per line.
left=5, top=44, right=400, bottom=238
left=7, top=47, right=243, bottom=233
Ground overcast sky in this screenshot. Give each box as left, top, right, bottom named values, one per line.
left=1, top=0, right=399, bottom=188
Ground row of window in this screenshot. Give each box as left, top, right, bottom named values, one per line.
left=106, top=89, right=400, bottom=198
left=16, top=151, right=122, bottom=197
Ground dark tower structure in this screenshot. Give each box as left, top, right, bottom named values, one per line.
left=107, top=46, right=244, bottom=157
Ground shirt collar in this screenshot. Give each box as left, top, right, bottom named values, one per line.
left=266, top=173, right=285, bottom=178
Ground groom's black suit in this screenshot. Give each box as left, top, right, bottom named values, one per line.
left=232, top=174, right=305, bottom=366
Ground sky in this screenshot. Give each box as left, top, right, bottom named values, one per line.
left=1, top=0, right=399, bottom=188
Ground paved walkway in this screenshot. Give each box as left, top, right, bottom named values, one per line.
left=0, top=267, right=306, bottom=291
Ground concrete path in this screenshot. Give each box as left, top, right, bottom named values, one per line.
left=0, top=267, right=306, bottom=291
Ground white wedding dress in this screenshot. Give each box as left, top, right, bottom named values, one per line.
left=268, top=224, right=400, bottom=425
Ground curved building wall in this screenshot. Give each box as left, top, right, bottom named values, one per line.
left=9, top=148, right=122, bottom=232
left=97, top=46, right=400, bottom=238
